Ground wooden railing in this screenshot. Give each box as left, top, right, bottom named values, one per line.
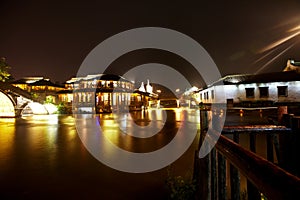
left=193, top=109, right=300, bottom=200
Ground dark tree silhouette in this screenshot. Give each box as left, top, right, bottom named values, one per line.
left=0, top=57, right=13, bottom=82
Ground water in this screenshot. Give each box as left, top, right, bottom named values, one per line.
left=0, top=109, right=200, bottom=200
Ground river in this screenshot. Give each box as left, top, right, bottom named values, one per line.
left=0, top=109, right=200, bottom=200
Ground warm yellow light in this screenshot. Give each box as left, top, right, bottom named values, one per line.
left=44, top=103, right=58, bottom=114
left=25, top=102, right=49, bottom=115
left=0, top=91, right=15, bottom=117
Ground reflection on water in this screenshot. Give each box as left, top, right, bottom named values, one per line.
left=0, top=109, right=201, bottom=199
left=0, top=118, right=15, bottom=166
left=0, top=108, right=281, bottom=199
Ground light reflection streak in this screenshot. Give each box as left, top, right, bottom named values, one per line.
left=75, top=108, right=200, bottom=172
left=255, top=43, right=296, bottom=74
left=255, top=23, right=300, bottom=74
left=288, top=24, right=300, bottom=32
left=0, top=118, right=15, bottom=163
left=259, top=30, right=300, bottom=53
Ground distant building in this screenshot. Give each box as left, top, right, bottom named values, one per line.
left=12, top=77, right=64, bottom=103
left=57, top=77, right=78, bottom=103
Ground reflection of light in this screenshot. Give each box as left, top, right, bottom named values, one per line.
left=0, top=118, right=15, bottom=159
left=44, top=103, right=58, bottom=114
left=29, top=114, right=59, bottom=125
left=175, top=108, right=182, bottom=121
left=240, top=109, right=244, bottom=117
left=219, top=109, right=224, bottom=117
left=259, top=29, right=300, bottom=53
left=255, top=43, right=296, bottom=74
left=288, top=24, right=300, bottom=32
left=26, top=102, right=49, bottom=115
left=156, top=109, right=163, bottom=120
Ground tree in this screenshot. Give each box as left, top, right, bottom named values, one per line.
left=0, top=57, right=13, bottom=82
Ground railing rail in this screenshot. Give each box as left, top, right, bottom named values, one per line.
left=216, top=131, right=299, bottom=199
left=194, top=109, right=300, bottom=200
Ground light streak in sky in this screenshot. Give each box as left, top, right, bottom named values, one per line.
left=259, top=29, right=300, bottom=53
left=254, top=23, right=300, bottom=74
left=288, top=25, right=300, bottom=32
left=253, top=47, right=277, bottom=64
left=255, top=43, right=296, bottom=74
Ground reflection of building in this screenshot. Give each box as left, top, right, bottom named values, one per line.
left=198, top=70, right=300, bottom=108
left=12, top=77, right=64, bottom=103
left=72, top=74, right=157, bottom=113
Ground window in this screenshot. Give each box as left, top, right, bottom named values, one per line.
left=259, top=87, right=269, bottom=98
left=203, top=91, right=208, bottom=100
left=211, top=90, right=214, bottom=99
left=245, top=88, right=254, bottom=98
left=277, top=86, right=288, bottom=97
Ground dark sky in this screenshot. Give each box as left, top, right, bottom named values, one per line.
left=1, top=0, right=300, bottom=84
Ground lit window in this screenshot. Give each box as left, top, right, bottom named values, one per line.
left=259, top=87, right=269, bottom=98
left=277, top=86, right=288, bottom=97
left=245, top=88, right=254, bottom=98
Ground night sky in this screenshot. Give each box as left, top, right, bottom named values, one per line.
left=1, top=0, right=300, bottom=84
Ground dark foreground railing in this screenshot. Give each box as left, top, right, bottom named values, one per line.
left=194, top=110, right=300, bottom=200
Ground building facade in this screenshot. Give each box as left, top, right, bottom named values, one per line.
left=198, top=71, right=300, bottom=108
left=12, top=77, right=64, bottom=103
left=70, top=74, right=157, bottom=113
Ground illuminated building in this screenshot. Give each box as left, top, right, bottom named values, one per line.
left=198, top=70, right=300, bottom=108
left=57, top=77, right=78, bottom=103
left=12, top=77, right=64, bottom=103
left=130, top=80, right=158, bottom=111
left=283, top=59, right=300, bottom=73
left=72, top=74, right=157, bottom=113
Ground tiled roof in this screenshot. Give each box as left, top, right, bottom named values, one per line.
left=209, top=71, right=300, bottom=86
left=29, top=79, right=64, bottom=87
left=75, top=74, right=131, bottom=82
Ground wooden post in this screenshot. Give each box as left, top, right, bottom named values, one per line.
left=196, top=109, right=210, bottom=200
left=230, top=132, right=240, bottom=200
left=278, top=106, right=288, bottom=124
left=211, top=148, right=217, bottom=200
left=247, top=133, right=261, bottom=200
left=218, top=152, right=226, bottom=200
left=273, top=133, right=281, bottom=165
left=266, top=133, right=274, bottom=163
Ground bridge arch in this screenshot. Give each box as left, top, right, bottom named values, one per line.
left=0, top=90, right=16, bottom=117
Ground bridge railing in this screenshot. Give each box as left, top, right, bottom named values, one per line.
left=193, top=109, right=300, bottom=200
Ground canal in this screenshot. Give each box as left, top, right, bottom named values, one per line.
left=0, top=109, right=200, bottom=200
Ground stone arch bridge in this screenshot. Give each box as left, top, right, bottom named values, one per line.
left=0, top=83, right=50, bottom=117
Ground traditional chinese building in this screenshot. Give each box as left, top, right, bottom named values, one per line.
left=12, top=77, right=64, bottom=103
left=198, top=60, right=300, bottom=109
left=70, top=74, right=157, bottom=113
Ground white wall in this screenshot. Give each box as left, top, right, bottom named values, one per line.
left=198, top=81, right=300, bottom=104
